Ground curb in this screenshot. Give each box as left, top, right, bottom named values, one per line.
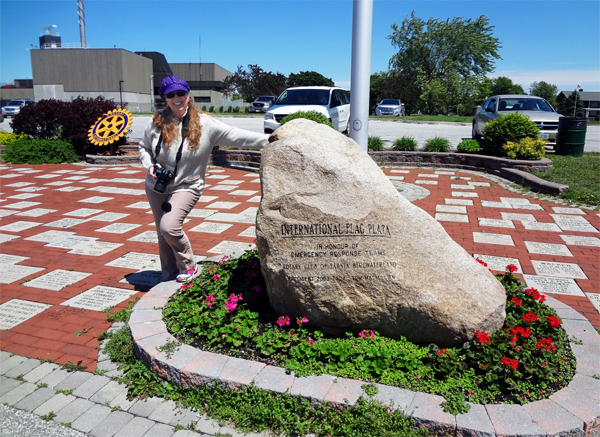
left=129, top=256, right=600, bottom=437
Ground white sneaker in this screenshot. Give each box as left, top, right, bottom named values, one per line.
left=176, top=265, right=200, bottom=283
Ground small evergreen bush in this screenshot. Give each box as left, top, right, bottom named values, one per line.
left=280, top=111, right=334, bottom=129
left=0, top=130, right=28, bottom=145
left=503, top=137, right=546, bottom=160
left=456, top=139, right=481, bottom=153
left=218, top=106, right=224, bottom=113
left=209, top=106, right=215, bottom=113
left=244, top=106, right=250, bottom=113
left=483, top=113, right=539, bottom=153
left=233, top=107, right=240, bottom=113
left=368, top=136, right=384, bottom=151
left=425, top=137, right=451, bottom=152
left=392, top=136, right=417, bottom=151
left=2, top=139, right=79, bottom=164
left=227, top=106, right=233, bottom=113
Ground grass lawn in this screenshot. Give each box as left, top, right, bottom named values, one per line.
left=534, top=152, right=600, bottom=208
left=373, top=115, right=472, bottom=123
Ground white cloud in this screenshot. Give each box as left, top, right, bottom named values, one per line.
left=490, top=69, right=600, bottom=92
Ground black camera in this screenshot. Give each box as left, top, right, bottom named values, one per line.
left=153, top=167, right=175, bottom=193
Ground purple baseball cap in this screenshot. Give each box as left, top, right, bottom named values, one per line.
left=158, top=76, right=190, bottom=96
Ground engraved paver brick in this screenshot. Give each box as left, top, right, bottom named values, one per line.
left=323, top=377, right=365, bottom=407
left=0, top=355, right=28, bottom=375
left=407, top=392, right=455, bottom=433
left=219, top=356, right=266, bottom=388
left=23, top=362, right=60, bottom=383
left=0, top=381, right=36, bottom=405
left=143, top=421, right=175, bottom=437
left=52, top=397, right=94, bottom=424
left=0, top=375, right=22, bottom=396
left=290, top=374, right=335, bottom=400
left=89, top=410, right=134, bottom=437
left=521, top=399, right=584, bottom=437
left=455, top=403, right=494, bottom=437
left=32, top=393, right=75, bottom=417
left=252, top=365, right=295, bottom=394
left=72, top=374, right=110, bottom=399
left=113, top=416, right=156, bottom=437
left=54, top=371, right=93, bottom=391
left=89, top=379, right=128, bottom=404
left=549, top=386, right=600, bottom=432
left=127, top=396, right=163, bottom=418
left=13, top=386, right=57, bottom=412
left=71, top=403, right=112, bottom=433
left=147, top=399, right=179, bottom=424
left=486, top=403, right=545, bottom=436
left=4, top=358, right=41, bottom=378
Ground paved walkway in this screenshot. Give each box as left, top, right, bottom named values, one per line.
left=0, top=162, right=598, bottom=436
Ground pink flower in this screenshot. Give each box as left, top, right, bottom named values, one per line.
left=276, top=315, right=290, bottom=327
left=307, top=339, right=315, bottom=345
left=212, top=274, right=221, bottom=281
left=205, top=295, right=215, bottom=307
left=186, top=268, right=195, bottom=275
left=387, top=407, right=391, bottom=413
left=225, top=301, right=237, bottom=312
left=228, top=293, right=243, bottom=303
left=296, top=317, right=309, bottom=325
left=359, top=330, right=375, bottom=339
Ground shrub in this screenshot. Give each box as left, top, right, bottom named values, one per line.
left=0, top=130, right=28, bottom=145
left=226, top=106, right=233, bottom=113
left=233, top=107, right=240, bottom=113
left=456, top=139, right=481, bottom=153
left=2, top=139, right=79, bottom=164
left=280, top=110, right=334, bottom=129
left=201, top=106, right=207, bottom=111
left=218, top=106, right=224, bottom=113
left=244, top=106, right=250, bottom=113
left=503, top=137, right=546, bottom=160
left=392, top=136, right=417, bottom=151
left=483, top=112, right=540, bottom=153
left=11, top=97, right=125, bottom=156
left=368, top=136, right=384, bottom=151
left=425, top=137, right=450, bottom=152
left=209, top=106, right=215, bottom=113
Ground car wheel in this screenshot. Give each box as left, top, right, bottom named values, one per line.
left=264, top=128, right=274, bottom=134
left=472, top=122, right=482, bottom=140
left=343, top=121, right=349, bottom=134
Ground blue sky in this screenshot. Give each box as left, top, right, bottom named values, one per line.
left=1, top=0, right=599, bottom=93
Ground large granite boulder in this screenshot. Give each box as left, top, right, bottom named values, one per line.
left=256, top=119, right=506, bottom=346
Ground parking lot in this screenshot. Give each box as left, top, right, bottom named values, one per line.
left=1, top=114, right=598, bottom=152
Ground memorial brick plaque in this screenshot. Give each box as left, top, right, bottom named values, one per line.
left=555, top=222, right=599, bottom=233
left=0, top=264, right=46, bottom=284
left=455, top=177, right=471, bottom=180
left=418, top=174, right=439, bottom=178
left=559, top=235, right=600, bottom=247
left=0, top=254, right=28, bottom=265
left=0, top=299, right=52, bottom=330
left=64, top=176, right=89, bottom=180
left=81, top=178, right=108, bottom=184
left=450, top=184, right=475, bottom=189
left=120, top=270, right=162, bottom=287
left=467, top=182, right=491, bottom=187
left=512, top=203, right=543, bottom=210
left=0, top=174, right=23, bottom=179
left=117, top=170, right=141, bottom=174
left=45, top=236, right=98, bottom=250
left=206, top=175, right=230, bottom=179
left=15, top=208, right=57, bottom=217
left=5, top=182, right=35, bottom=187
left=15, top=186, right=46, bottom=192
left=478, top=218, right=515, bottom=228
left=524, top=241, right=573, bottom=257
left=55, top=186, right=86, bottom=192
left=24, top=230, right=76, bottom=242
left=95, top=223, right=141, bottom=234
left=50, top=170, right=73, bottom=174
left=0, top=233, right=20, bottom=244
left=63, top=208, right=104, bottom=217
left=0, top=221, right=42, bottom=232
left=500, top=197, right=530, bottom=205
left=3, top=201, right=43, bottom=209
left=44, top=181, right=72, bottom=186
left=435, top=213, right=469, bottom=223
left=109, top=178, right=145, bottom=183
left=34, top=174, right=61, bottom=179
left=23, top=269, right=92, bottom=291
left=387, top=175, right=405, bottom=181
left=500, top=213, right=537, bottom=223
left=79, top=197, right=114, bottom=204
left=207, top=240, right=253, bottom=254
left=197, top=196, right=218, bottom=203
left=238, top=226, right=256, bottom=238
left=187, top=209, right=218, bottom=218
left=415, top=180, right=438, bottom=185
left=436, top=205, right=467, bottom=214
left=188, top=222, right=232, bottom=234
left=452, top=192, right=478, bottom=197
left=88, top=186, right=145, bottom=195
left=481, top=201, right=511, bottom=208
left=551, top=207, right=585, bottom=215
left=473, top=232, right=514, bottom=246
left=585, top=292, right=600, bottom=313
left=434, top=171, right=454, bottom=175
left=445, top=199, right=473, bottom=206
left=550, top=214, right=589, bottom=224
left=127, top=231, right=158, bottom=243
left=472, top=254, right=522, bottom=273
left=203, top=212, right=241, bottom=222
left=44, top=218, right=88, bottom=229
left=8, top=193, right=43, bottom=200
left=87, top=212, right=130, bottom=222
left=522, top=221, right=562, bottom=232
left=218, top=179, right=243, bottom=184
left=230, top=190, right=258, bottom=196
left=523, top=275, right=585, bottom=297
left=61, top=286, right=137, bottom=311
left=125, top=202, right=151, bottom=209
left=531, top=261, right=587, bottom=279
left=105, top=252, right=160, bottom=270
left=208, top=185, right=237, bottom=191
left=207, top=201, right=241, bottom=210
left=68, top=241, right=123, bottom=256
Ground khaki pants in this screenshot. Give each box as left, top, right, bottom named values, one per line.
left=146, top=186, right=199, bottom=280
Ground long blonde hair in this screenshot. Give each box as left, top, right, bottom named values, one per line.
left=153, top=99, right=201, bottom=149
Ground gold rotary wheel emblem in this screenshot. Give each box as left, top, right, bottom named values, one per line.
left=88, top=109, right=133, bottom=146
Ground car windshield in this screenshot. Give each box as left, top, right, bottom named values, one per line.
left=275, top=89, right=330, bottom=106
left=7, top=100, right=24, bottom=106
left=380, top=99, right=400, bottom=106
left=499, top=98, right=554, bottom=112
left=257, top=97, right=272, bottom=102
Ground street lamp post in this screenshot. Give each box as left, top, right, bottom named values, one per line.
left=119, top=80, right=124, bottom=108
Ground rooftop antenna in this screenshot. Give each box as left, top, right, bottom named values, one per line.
left=42, top=25, right=57, bottom=35
left=78, top=0, right=87, bottom=48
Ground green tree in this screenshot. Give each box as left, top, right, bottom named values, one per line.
left=287, top=71, right=334, bottom=88
left=388, top=12, right=501, bottom=114
left=558, top=90, right=586, bottom=117
left=529, top=81, right=559, bottom=108
left=223, top=64, right=287, bottom=102
left=490, top=76, right=525, bottom=95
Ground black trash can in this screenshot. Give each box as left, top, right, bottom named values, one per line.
left=555, top=117, right=588, bottom=157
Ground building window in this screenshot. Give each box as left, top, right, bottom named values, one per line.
left=589, top=101, right=599, bottom=108
left=194, top=96, right=211, bottom=103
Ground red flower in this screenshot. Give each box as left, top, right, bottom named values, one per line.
left=523, top=311, right=539, bottom=323
left=525, top=287, right=547, bottom=303
left=438, top=348, right=448, bottom=355
left=536, top=337, right=556, bottom=353
left=547, top=316, right=562, bottom=328
left=511, top=297, right=522, bottom=306
left=501, top=357, right=518, bottom=369
left=475, top=258, right=488, bottom=267
left=510, top=326, right=531, bottom=339
left=506, top=264, right=518, bottom=273
left=474, top=329, right=491, bottom=345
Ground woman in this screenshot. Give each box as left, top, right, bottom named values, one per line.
left=139, top=76, right=268, bottom=282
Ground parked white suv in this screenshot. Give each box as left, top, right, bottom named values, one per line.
left=264, top=86, right=350, bottom=133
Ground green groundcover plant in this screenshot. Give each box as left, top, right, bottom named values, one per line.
left=162, top=250, right=576, bottom=412
left=392, top=136, right=418, bottom=151
left=1, top=139, right=79, bottom=164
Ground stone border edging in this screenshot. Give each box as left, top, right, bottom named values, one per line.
left=129, top=258, right=600, bottom=437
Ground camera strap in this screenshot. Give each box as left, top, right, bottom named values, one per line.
left=152, top=112, right=190, bottom=177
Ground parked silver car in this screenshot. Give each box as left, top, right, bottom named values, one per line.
left=1, top=99, right=34, bottom=117
left=249, top=96, right=277, bottom=113
left=472, top=95, right=561, bottom=141
left=375, top=99, right=405, bottom=116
